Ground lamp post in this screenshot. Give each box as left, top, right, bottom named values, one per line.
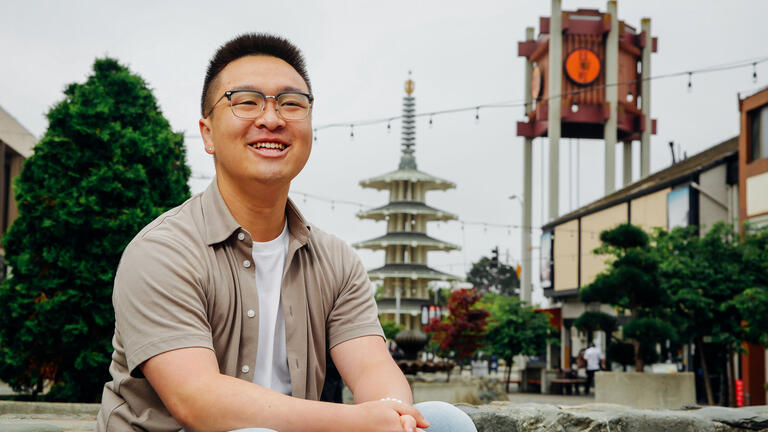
left=509, top=195, right=531, bottom=302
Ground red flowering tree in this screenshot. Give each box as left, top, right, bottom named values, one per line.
left=425, top=288, right=489, bottom=380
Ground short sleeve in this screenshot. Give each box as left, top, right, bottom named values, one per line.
left=113, top=235, right=213, bottom=376
left=326, top=243, right=384, bottom=348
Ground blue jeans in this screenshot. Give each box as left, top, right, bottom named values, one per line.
left=228, top=401, right=477, bottom=431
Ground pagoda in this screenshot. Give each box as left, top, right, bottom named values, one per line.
left=354, top=75, right=460, bottom=330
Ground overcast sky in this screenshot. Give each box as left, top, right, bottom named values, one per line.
left=2, top=1, right=767, bottom=306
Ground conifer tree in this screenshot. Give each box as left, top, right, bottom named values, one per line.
left=0, top=58, right=190, bottom=401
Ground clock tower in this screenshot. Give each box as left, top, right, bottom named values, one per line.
left=514, top=1, right=657, bottom=303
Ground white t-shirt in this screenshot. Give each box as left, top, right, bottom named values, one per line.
left=584, top=346, right=604, bottom=371
left=250, top=222, right=292, bottom=394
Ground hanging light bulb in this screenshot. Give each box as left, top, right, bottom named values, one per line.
left=687, top=72, right=692, bottom=93
left=313, top=128, right=318, bottom=142
left=474, top=107, right=480, bottom=124
left=428, top=115, right=433, bottom=128
left=349, top=125, right=355, bottom=139
left=387, top=120, right=392, bottom=133
left=753, top=63, right=758, bottom=84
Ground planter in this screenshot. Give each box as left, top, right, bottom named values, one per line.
left=595, top=371, right=695, bottom=409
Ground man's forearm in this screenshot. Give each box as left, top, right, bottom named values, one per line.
left=174, top=372, right=356, bottom=432
left=347, top=357, right=413, bottom=405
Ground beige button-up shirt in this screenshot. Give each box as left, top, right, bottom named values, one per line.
left=97, top=181, right=383, bottom=431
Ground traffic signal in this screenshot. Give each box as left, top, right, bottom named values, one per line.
left=491, top=247, right=499, bottom=268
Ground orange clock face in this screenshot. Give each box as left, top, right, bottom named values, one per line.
left=565, top=49, right=601, bottom=85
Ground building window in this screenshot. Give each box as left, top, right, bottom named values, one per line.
left=749, top=104, right=768, bottom=162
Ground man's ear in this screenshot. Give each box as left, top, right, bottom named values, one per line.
left=199, top=117, right=214, bottom=154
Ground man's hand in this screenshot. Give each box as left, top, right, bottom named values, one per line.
left=355, top=399, right=428, bottom=432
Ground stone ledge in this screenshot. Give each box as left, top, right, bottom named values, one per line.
left=0, top=402, right=98, bottom=432
left=0, top=401, right=99, bottom=416
left=4, top=400, right=768, bottom=432
left=459, top=402, right=768, bottom=432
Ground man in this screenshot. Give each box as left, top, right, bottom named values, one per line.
left=97, top=33, right=476, bottom=432
left=583, top=343, right=605, bottom=395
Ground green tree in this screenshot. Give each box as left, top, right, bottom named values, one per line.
left=481, top=293, right=557, bottom=392
left=578, top=223, right=675, bottom=372
left=0, top=58, right=190, bottom=401
left=466, top=256, right=519, bottom=296
left=655, top=223, right=768, bottom=406
left=733, top=224, right=768, bottom=346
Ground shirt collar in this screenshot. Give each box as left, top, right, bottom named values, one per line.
left=201, top=178, right=311, bottom=246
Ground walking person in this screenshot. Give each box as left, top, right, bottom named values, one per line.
left=583, top=343, right=605, bottom=395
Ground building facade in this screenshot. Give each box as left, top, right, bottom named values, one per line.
left=0, top=105, right=35, bottom=277
left=738, top=86, right=768, bottom=405
left=541, top=137, right=739, bottom=370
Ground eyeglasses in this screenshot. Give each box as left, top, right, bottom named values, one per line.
left=207, top=90, right=314, bottom=121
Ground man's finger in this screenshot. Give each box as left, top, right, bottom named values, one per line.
left=400, top=414, right=417, bottom=432
left=389, top=404, right=429, bottom=428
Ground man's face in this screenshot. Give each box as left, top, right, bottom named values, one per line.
left=200, top=55, right=312, bottom=188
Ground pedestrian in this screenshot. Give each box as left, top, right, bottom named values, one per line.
left=583, top=343, right=606, bottom=395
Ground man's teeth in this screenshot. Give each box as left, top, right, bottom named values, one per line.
left=252, top=142, right=286, bottom=150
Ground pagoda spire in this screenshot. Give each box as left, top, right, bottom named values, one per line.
left=399, top=71, right=417, bottom=170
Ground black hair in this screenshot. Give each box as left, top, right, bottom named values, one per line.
left=201, top=33, right=311, bottom=117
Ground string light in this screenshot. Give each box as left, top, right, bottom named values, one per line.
left=304, top=55, right=768, bottom=134
left=386, top=120, right=392, bottom=133
left=349, top=124, right=355, bottom=139
left=428, top=115, right=433, bottom=128
left=474, top=107, right=480, bottom=124
left=687, top=72, right=692, bottom=93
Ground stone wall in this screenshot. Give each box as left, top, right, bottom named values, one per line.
left=4, top=400, right=768, bottom=431
left=460, top=402, right=768, bottom=432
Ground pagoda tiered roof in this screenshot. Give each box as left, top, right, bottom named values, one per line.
left=366, top=263, right=459, bottom=281
left=357, top=201, right=457, bottom=222
left=359, top=168, right=455, bottom=192
left=353, top=232, right=459, bottom=251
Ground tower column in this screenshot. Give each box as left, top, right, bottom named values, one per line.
left=522, top=26, right=534, bottom=303
left=604, top=0, right=618, bottom=194
left=640, top=18, right=652, bottom=178
left=548, top=0, right=562, bottom=221
left=623, top=141, right=632, bottom=186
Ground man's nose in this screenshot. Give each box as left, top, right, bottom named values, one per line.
left=255, top=98, right=285, bottom=129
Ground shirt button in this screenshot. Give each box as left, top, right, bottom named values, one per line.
left=241, top=365, right=250, bottom=373
left=247, top=309, right=255, bottom=318
left=243, top=260, right=251, bottom=268
left=237, top=232, right=245, bottom=241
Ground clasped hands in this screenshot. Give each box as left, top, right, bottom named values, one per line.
left=355, top=399, right=429, bottom=432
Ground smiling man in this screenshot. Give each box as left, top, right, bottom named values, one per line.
left=96, top=34, right=476, bottom=432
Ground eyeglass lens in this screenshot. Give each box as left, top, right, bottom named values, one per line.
left=229, top=91, right=311, bottom=120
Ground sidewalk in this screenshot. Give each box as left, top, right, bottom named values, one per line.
left=506, top=392, right=595, bottom=406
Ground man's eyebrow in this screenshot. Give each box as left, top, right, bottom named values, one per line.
left=229, top=84, right=308, bottom=93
